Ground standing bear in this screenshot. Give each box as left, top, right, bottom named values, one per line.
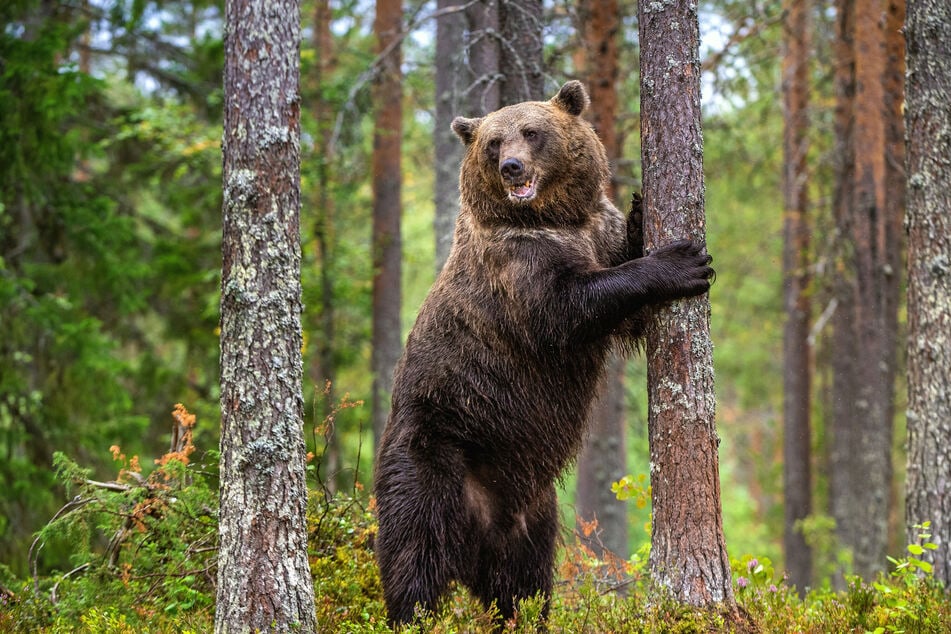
left=374, top=81, right=714, bottom=626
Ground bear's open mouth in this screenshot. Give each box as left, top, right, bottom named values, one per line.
left=507, top=176, right=537, bottom=202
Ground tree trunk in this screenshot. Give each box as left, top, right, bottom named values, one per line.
left=574, top=0, right=628, bottom=560
left=465, top=0, right=500, bottom=114
left=882, top=0, right=906, bottom=555
left=781, top=0, right=813, bottom=593
left=639, top=0, right=735, bottom=610
left=829, top=0, right=900, bottom=581
left=904, top=0, right=951, bottom=587
left=310, top=0, right=341, bottom=494
left=577, top=356, right=628, bottom=558
left=217, top=0, right=317, bottom=631
left=575, top=0, right=620, bottom=203
left=498, top=0, right=545, bottom=103
left=434, top=0, right=466, bottom=272
left=828, top=0, right=856, bottom=588
left=371, top=0, right=403, bottom=449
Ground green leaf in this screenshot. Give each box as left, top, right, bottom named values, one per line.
left=913, top=559, right=933, bottom=574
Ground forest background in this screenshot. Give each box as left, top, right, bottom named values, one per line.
left=1, top=0, right=945, bottom=629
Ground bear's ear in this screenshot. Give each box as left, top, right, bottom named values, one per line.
left=551, top=80, right=589, bottom=116
left=451, top=116, right=483, bottom=145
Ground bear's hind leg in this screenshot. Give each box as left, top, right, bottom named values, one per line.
left=468, top=486, right=558, bottom=626
left=378, top=501, right=461, bottom=625
left=376, top=452, right=470, bottom=626
left=379, top=550, right=450, bottom=626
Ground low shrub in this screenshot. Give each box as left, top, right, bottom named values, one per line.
left=3, top=406, right=948, bottom=632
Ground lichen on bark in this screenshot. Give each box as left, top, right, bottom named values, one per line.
left=216, top=0, right=316, bottom=632
left=638, top=0, right=735, bottom=613
left=904, top=0, right=951, bottom=588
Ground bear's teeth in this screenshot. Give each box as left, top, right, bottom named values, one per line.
left=507, top=178, right=536, bottom=200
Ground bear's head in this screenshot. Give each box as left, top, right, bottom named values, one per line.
left=451, top=81, right=610, bottom=226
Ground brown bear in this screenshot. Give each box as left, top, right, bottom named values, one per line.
left=374, top=81, right=713, bottom=627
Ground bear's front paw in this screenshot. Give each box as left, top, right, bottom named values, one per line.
left=647, top=239, right=715, bottom=300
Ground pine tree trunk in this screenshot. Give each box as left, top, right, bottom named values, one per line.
left=904, top=0, right=951, bottom=587
left=499, top=0, right=544, bottom=103
left=217, top=0, right=317, bottom=631
left=465, top=0, right=500, bottom=114
left=828, top=0, right=856, bottom=588
left=310, top=0, right=340, bottom=494
left=830, top=0, right=900, bottom=581
left=781, top=0, right=813, bottom=593
left=882, top=0, right=906, bottom=556
left=574, top=0, right=628, bottom=560
left=371, top=0, right=403, bottom=448
left=434, top=0, right=465, bottom=271
left=577, top=356, right=628, bottom=558
left=639, top=0, right=735, bottom=610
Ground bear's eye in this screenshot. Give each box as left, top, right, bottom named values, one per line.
left=522, top=129, right=538, bottom=141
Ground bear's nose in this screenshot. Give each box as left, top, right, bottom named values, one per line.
left=500, top=157, right=524, bottom=181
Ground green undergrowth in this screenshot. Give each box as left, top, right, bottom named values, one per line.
left=2, top=410, right=949, bottom=633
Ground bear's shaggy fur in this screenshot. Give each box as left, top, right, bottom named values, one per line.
left=374, top=81, right=713, bottom=626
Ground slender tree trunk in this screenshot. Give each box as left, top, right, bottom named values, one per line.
left=217, top=0, right=317, bottom=631
left=639, top=0, right=735, bottom=610
left=829, top=0, right=856, bottom=587
left=577, top=356, right=628, bottom=558
left=498, top=0, right=544, bottom=103
left=781, top=0, right=813, bottom=593
left=883, top=0, right=906, bottom=553
left=78, top=0, right=91, bottom=74
left=576, top=0, right=620, bottom=202
left=905, top=0, right=951, bottom=587
left=830, top=0, right=900, bottom=581
left=434, top=0, right=466, bottom=271
left=465, top=0, right=500, bottom=114
left=371, top=0, right=402, bottom=449
left=310, top=0, right=341, bottom=493
left=305, top=0, right=340, bottom=494
left=574, top=0, right=628, bottom=560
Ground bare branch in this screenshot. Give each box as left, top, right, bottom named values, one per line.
left=82, top=478, right=135, bottom=492
left=807, top=297, right=838, bottom=347
left=701, top=11, right=784, bottom=73
left=328, top=1, right=479, bottom=153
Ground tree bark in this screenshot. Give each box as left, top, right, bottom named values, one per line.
left=371, top=0, right=402, bottom=449
left=781, top=0, right=813, bottom=593
left=905, top=0, right=951, bottom=587
left=639, top=0, right=735, bottom=610
left=498, top=0, right=545, bottom=103
left=829, top=0, right=900, bottom=581
left=465, top=0, right=500, bottom=114
left=574, top=0, right=628, bottom=560
left=828, top=0, right=856, bottom=588
left=434, top=0, right=466, bottom=271
left=577, top=356, right=628, bottom=559
left=217, top=0, right=317, bottom=631
left=883, top=0, right=906, bottom=556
